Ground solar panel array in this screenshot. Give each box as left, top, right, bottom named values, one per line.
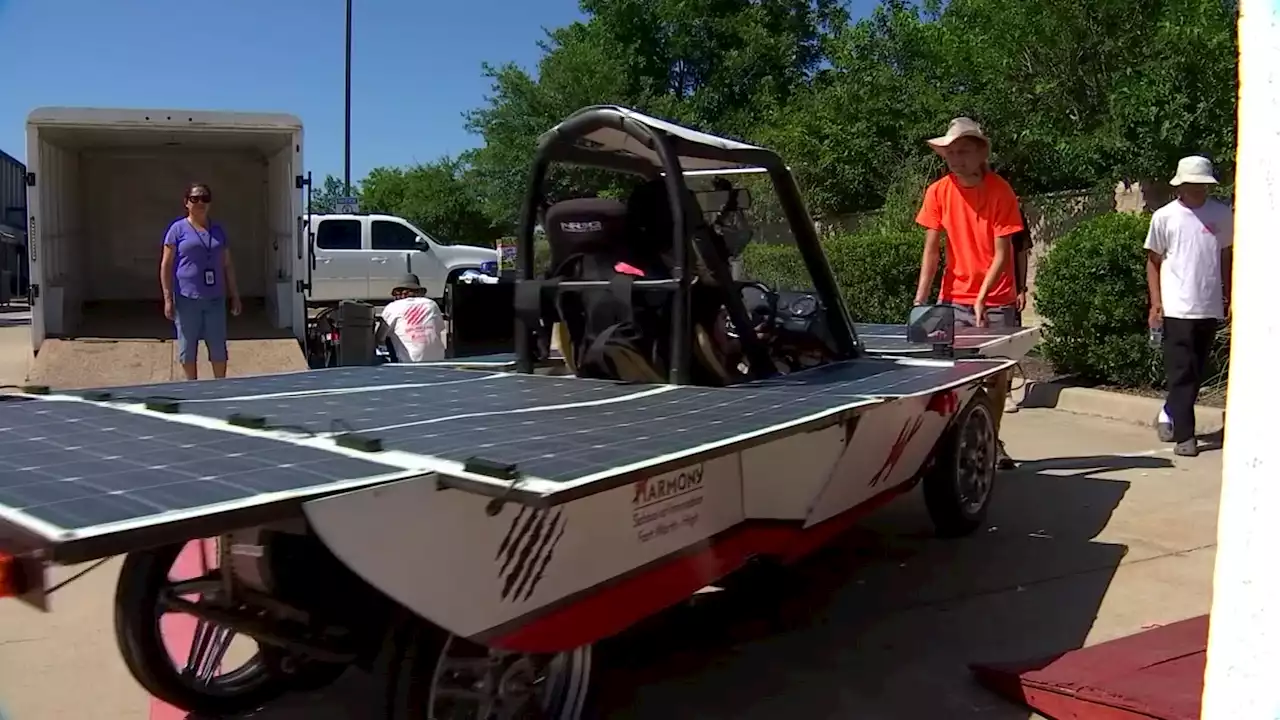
left=0, top=397, right=405, bottom=532
left=0, top=356, right=1009, bottom=540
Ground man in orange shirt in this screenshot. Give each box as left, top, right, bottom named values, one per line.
left=912, top=117, right=1025, bottom=469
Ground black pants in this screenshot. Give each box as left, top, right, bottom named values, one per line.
left=1163, top=317, right=1218, bottom=443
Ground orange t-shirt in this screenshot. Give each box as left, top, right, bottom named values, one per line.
left=915, top=172, right=1025, bottom=307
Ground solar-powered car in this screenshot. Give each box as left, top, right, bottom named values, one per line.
left=0, top=106, right=1039, bottom=719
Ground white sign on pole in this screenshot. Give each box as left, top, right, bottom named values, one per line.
left=335, top=197, right=360, bottom=214
left=496, top=243, right=518, bottom=271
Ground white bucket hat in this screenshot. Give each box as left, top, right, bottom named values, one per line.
left=1170, top=155, right=1218, bottom=186
left=927, top=117, right=990, bottom=154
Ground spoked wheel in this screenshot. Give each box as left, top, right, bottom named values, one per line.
left=387, top=620, right=594, bottom=719
left=923, top=390, right=998, bottom=538
left=113, top=540, right=341, bottom=716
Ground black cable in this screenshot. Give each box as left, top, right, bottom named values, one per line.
left=45, top=558, right=111, bottom=595
left=1008, top=361, right=1028, bottom=391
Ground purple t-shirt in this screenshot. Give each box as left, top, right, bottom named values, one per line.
left=164, top=218, right=228, bottom=299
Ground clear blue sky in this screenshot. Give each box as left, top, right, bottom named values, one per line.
left=0, top=0, right=586, bottom=180
left=0, top=0, right=878, bottom=182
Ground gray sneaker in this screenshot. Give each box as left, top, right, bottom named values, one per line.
left=996, top=440, right=1017, bottom=469
left=1174, top=439, right=1199, bottom=457
left=1155, top=419, right=1175, bottom=443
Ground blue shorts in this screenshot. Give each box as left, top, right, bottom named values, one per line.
left=174, top=295, right=228, bottom=364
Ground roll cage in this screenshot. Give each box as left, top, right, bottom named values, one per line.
left=512, top=105, right=864, bottom=382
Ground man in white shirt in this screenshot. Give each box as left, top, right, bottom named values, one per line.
left=377, top=274, right=446, bottom=363
left=1145, top=155, right=1234, bottom=457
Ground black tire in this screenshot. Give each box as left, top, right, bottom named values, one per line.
left=113, top=543, right=293, bottom=716
left=383, top=617, right=447, bottom=720
left=385, top=618, right=595, bottom=719
left=922, top=390, right=998, bottom=538
left=441, top=270, right=464, bottom=319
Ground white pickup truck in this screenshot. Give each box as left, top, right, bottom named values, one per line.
left=307, top=213, right=497, bottom=304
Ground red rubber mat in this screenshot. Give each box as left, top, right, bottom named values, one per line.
left=970, top=614, right=1208, bottom=720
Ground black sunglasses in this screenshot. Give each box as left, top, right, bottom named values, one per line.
left=187, top=194, right=212, bottom=204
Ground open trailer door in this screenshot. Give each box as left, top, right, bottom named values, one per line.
left=24, top=126, right=45, bottom=351
left=288, top=138, right=307, bottom=339
left=299, top=170, right=314, bottom=309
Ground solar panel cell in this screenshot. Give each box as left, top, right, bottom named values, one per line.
left=0, top=398, right=407, bottom=534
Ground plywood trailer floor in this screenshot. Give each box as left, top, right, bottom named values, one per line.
left=28, top=298, right=306, bottom=390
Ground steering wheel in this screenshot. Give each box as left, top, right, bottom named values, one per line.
left=728, top=281, right=778, bottom=337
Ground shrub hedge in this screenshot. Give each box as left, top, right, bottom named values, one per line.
left=1032, top=213, right=1165, bottom=387
left=742, top=231, right=928, bottom=324
left=1034, top=212, right=1231, bottom=390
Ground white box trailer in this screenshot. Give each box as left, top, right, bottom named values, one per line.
left=25, top=107, right=307, bottom=354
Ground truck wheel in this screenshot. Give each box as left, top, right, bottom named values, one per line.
left=113, top=542, right=294, bottom=716
left=385, top=619, right=595, bottom=719
left=922, top=390, right=998, bottom=538
left=441, top=270, right=465, bottom=319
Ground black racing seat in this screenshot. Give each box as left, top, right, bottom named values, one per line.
left=625, top=180, right=742, bottom=385
left=535, top=197, right=668, bottom=383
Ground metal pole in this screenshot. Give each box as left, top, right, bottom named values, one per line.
left=343, top=0, right=353, bottom=194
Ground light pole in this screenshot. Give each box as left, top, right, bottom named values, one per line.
left=343, top=0, right=353, bottom=195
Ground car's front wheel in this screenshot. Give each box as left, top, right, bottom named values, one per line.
left=922, top=390, right=998, bottom=538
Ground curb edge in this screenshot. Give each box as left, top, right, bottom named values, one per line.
left=1016, top=381, right=1225, bottom=435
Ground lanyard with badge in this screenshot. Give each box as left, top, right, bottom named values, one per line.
left=188, top=219, right=218, bottom=287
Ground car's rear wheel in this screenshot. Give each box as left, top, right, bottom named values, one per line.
left=114, top=540, right=351, bottom=715
left=113, top=542, right=291, bottom=716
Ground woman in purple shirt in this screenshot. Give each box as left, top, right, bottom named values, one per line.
left=159, top=182, right=243, bottom=380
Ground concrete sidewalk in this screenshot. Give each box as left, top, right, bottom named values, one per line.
left=0, top=408, right=1221, bottom=720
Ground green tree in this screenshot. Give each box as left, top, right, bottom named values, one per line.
left=354, top=0, right=1240, bottom=232
left=309, top=174, right=353, bottom=214
left=756, top=0, right=950, bottom=216
left=758, top=0, right=1239, bottom=213
left=463, top=0, right=849, bottom=226
left=359, top=158, right=501, bottom=247
left=925, top=0, right=1237, bottom=191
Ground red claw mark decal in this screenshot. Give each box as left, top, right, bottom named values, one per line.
left=870, top=416, right=925, bottom=487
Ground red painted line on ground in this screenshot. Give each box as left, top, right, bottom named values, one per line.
left=149, top=539, right=216, bottom=720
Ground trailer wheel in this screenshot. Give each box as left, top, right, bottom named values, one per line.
left=385, top=618, right=595, bottom=719
left=113, top=542, right=309, bottom=715
left=922, top=390, right=998, bottom=538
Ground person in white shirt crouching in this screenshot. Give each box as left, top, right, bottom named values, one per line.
left=1145, top=155, right=1234, bottom=457
left=377, top=274, right=446, bottom=363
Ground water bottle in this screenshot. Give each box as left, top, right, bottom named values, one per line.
left=1148, top=325, right=1163, bottom=349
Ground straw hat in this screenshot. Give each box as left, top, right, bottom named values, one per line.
left=926, top=117, right=990, bottom=155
